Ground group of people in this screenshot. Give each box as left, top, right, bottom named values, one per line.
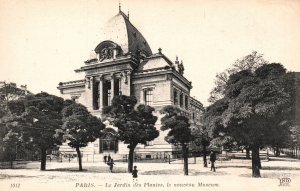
left=102, top=151, right=216, bottom=174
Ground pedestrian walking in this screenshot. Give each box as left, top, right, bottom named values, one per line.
left=210, top=150, right=216, bottom=172
left=108, top=158, right=115, bottom=172
left=132, top=165, right=138, bottom=181
left=107, top=154, right=111, bottom=163
left=104, top=155, right=107, bottom=163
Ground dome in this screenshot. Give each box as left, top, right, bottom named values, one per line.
left=95, top=11, right=152, bottom=57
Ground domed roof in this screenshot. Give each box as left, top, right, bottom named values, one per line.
left=97, top=11, right=152, bottom=57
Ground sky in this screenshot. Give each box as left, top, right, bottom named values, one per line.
left=1, top=0, right=300, bottom=106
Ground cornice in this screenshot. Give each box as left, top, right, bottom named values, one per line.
left=57, top=79, right=85, bottom=90
left=75, top=55, right=139, bottom=73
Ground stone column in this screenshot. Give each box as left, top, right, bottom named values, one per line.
left=86, top=76, right=95, bottom=110
left=99, top=75, right=103, bottom=111
left=126, top=70, right=131, bottom=95
left=121, top=70, right=131, bottom=96
left=85, top=77, right=91, bottom=110
left=110, top=73, right=115, bottom=104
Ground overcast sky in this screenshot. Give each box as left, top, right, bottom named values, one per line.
left=1, top=0, right=300, bottom=106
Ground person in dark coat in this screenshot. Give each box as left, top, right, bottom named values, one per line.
left=210, top=150, right=216, bottom=172
left=132, top=166, right=138, bottom=180
left=108, top=158, right=115, bottom=173
left=104, top=155, right=107, bottom=163
left=107, top=154, right=111, bottom=163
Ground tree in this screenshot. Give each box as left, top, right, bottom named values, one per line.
left=1, top=99, right=27, bottom=164
left=191, top=125, right=210, bottom=167
left=0, top=82, right=30, bottom=109
left=103, top=95, right=159, bottom=173
left=5, top=92, right=65, bottom=170
left=160, top=106, right=194, bottom=175
left=209, top=51, right=268, bottom=103
left=2, top=129, right=20, bottom=168
left=59, top=101, right=105, bottom=171
left=0, top=82, right=30, bottom=160
left=205, top=63, right=294, bottom=177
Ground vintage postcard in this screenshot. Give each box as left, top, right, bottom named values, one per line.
left=0, top=0, right=300, bottom=191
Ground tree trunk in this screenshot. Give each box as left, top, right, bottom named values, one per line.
left=128, top=147, right=134, bottom=173
left=182, top=144, right=189, bottom=175
left=40, top=148, right=47, bottom=171
left=75, top=147, right=83, bottom=171
left=251, top=145, right=261, bottom=177
left=246, top=148, right=250, bottom=159
left=128, top=143, right=138, bottom=173
left=9, top=155, right=13, bottom=169
left=203, top=145, right=207, bottom=167
left=275, top=147, right=280, bottom=157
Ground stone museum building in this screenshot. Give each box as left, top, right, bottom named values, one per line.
left=57, top=9, right=204, bottom=159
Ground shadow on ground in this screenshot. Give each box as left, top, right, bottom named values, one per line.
left=0, top=162, right=40, bottom=169
left=46, top=166, right=127, bottom=173
left=141, top=169, right=228, bottom=176
left=0, top=174, right=35, bottom=179
left=217, top=165, right=251, bottom=169
left=262, top=166, right=300, bottom=171
left=268, top=157, right=300, bottom=162
left=240, top=172, right=300, bottom=179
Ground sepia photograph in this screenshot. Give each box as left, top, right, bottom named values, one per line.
left=1, top=0, right=300, bottom=190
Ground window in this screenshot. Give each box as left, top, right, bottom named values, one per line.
left=114, top=78, right=121, bottom=96
left=103, top=80, right=111, bottom=106
left=173, top=89, right=178, bottom=105
left=144, top=89, right=153, bottom=106
left=185, top=95, right=189, bottom=109
left=93, top=81, right=99, bottom=110
left=180, top=93, right=183, bottom=107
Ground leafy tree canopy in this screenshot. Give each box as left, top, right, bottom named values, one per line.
left=104, top=95, right=159, bottom=146
left=61, top=101, right=105, bottom=148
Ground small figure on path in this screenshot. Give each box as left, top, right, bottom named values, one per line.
left=210, top=150, right=216, bottom=172
left=104, top=155, right=107, bottom=163
left=107, top=154, right=111, bottom=163
left=108, top=158, right=115, bottom=172
left=132, top=166, right=138, bottom=181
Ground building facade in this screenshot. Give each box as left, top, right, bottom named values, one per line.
left=57, top=10, right=204, bottom=159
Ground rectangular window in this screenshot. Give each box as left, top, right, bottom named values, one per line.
left=114, top=78, right=121, bottom=96
left=180, top=93, right=183, bottom=107
left=93, top=81, right=99, bottom=110
left=144, top=89, right=153, bottom=106
left=103, top=80, right=111, bottom=106
left=185, top=95, right=189, bottom=109
left=173, top=89, right=178, bottom=105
